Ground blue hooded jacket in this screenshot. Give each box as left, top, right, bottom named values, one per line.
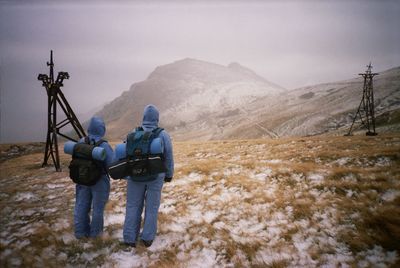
left=81, top=116, right=114, bottom=170
left=139, top=104, right=174, bottom=180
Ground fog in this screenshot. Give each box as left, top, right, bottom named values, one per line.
left=1, top=0, right=399, bottom=143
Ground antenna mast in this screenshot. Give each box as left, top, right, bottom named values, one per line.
left=346, top=63, right=379, bottom=136
left=38, top=50, right=86, bottom=171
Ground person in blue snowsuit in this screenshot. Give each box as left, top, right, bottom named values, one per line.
left=123, top=104, right=174, bottom=248
left=74, top=116, right=114, bottom=239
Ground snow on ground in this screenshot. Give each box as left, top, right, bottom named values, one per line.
left=1, top=135, right=399, bottom=267
left=381, top=190, right=400, bottom=202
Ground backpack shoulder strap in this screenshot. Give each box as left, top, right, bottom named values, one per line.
left=127, top=127, right=141, bottom=142
left=126, top=127, right=144, bottom=157
left=85, top=136, right=104, bottom=146
left=152, top=127, right=164, bottom=137
left=95, top=139, right=106, bottom=147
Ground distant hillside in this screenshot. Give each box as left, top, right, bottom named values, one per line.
left=226, top=66, right=400, bottom=138
left=97, top=58, right=285, bottom=140
left=97, top=60, right=400, bottom=140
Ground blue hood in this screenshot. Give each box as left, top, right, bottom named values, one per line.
left=142, top=104, right=159, bottom=129
left=87, top=116, right=106, bottom=138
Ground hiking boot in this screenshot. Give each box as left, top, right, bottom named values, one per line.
left=121, top=242, right=136, bottom=251
left=140, top=239, right=153, bottom=248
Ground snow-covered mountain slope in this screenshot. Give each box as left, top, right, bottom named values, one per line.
left=97, top=59, right=399, bottom=141
left=96, top=58, right=285, bottom=140
left=238, top=66, right=400, bottom=138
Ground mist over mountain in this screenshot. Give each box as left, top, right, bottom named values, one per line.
left=97, top=58, right=285, bottom=139
left=97, top=59, right=400, bottom=140
left=227, top=66, right=400, bottom=139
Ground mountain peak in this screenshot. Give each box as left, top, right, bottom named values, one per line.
left=147, top=58, right=220, bottom=80
left=227, top=62, right=243, bottom=68
left=147, top=58, right=280, bottom=88
left=228, top=62, right=257, bottom=75
left=174, top=57, right=203, bottom=64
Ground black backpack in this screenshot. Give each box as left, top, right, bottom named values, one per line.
left=126, top=127, right=167, bottom=177
left=68, top=137, right=106, bottom=186
left=108, top=127, right=166, bottom=180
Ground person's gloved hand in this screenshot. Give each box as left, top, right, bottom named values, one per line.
left=164, top=177, right=172, bottom=183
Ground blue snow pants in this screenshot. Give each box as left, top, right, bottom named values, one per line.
left=123, top=177, right=164, bottom=243
left=74, top=175, right=110, bottom=238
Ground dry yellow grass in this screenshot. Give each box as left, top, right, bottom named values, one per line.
left=1, top=133, right=399, bottom=267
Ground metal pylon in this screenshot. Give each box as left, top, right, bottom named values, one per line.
left=38, top=50, right=86, bottom=171
left=346, top=63, right=379, bottom=136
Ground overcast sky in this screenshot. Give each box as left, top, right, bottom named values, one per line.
left=1, top=0, right=399, bottom=143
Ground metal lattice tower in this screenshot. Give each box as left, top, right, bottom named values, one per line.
left=38, top=50, right=86, bottom=171
left=346, top=63, right=379, bottom=136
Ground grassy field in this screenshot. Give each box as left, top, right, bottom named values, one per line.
left=0, top=134, right=399, bottom=267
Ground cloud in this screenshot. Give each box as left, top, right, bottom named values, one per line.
left=0, top=0, right=399, bottom=142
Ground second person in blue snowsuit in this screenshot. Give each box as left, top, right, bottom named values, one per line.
left=74, top=116, right=114, bottom=239
left=123, top=104, right=174, bottom=248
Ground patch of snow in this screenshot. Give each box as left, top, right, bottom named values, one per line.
left=230, top=155, right=241, bottom=161
left=14, top=192, right=37, bottom=201
left=251, top=168, right=272, bottom=181
left=47, top=195, right=57, bottom=200
left=309, top=188, right=321, bottom=198
left=213, top=221, right=225, bottom=230
left=262, top=159, right=282, bottom=164
left=346, top=189, right=355, bottom=198
left=172, top=172, right=203, bottom=186
left=342, top=173, right=357, bottom=183
left=57, top=252, right=68, bottom=261
left=16, top=239, right=30, bottom=249
left=82, top=251, right=101, bottom=262
left=52, top=218, right=69, bottom=232
left=203, top=211, right=218, bottom=223
left=188, top=207, right=203, bottom=224
left=375, top=157, right=391, bottom=167
left=159, top=202, right=175, bottom=214
left=165, top=221, right=187, bottom=233
left=308, top=173, right=325, bottom=184
left=357, top=246, right=398, bottom=267
left=320, top=245, right=354, bottom=267
left=9, top=257, right=22, bottom=266
left=254, top=247, right=292, bottom=266
left=187, top=248, right=218, bottom=268
left=149, top=233, right=181, bottom=252
left=334, top=157, right=352, bottom=166
left=285, top=206, right=293, bottom=217
left=223, top=167, right=241, bottom=176
left=46, top=183, right=64, bottom=189
left=43, top=207, right=58, bottom=213
left=19, top=209, right=36, bottom=217
left=232, top=249, right=251, bottom=267
left=111, top=228, right=123, bottom=239
left=108, top=251, right=149, bottom=268
left=105, top=213, right=125, bottom=226
left=292, top=173, right=305, bottom=183
left=247, top=222, right=265, bottom=233
left=61, top=233, right=74, bottom=244
left=83, top=242, right=92, bottom=250
left=381, top=190, right=400, bottom=202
